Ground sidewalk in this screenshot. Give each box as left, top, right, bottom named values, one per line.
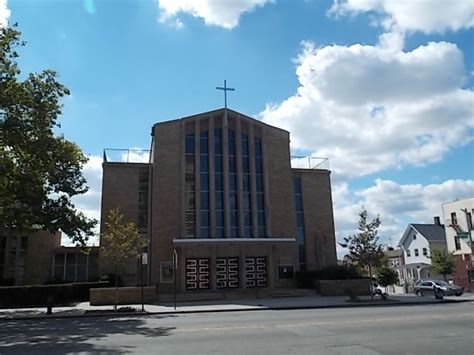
left=2, top=293, right=473, bottom=320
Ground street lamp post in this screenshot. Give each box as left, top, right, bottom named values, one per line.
left=173, top=249, right=178, bottom=310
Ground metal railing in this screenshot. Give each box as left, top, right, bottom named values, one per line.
left=291, top=156, right=329, bottom=170
left=103, top=149, right=151, bottom=163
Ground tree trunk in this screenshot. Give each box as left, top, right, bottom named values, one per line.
left=369, top=261, right=373, bottom=301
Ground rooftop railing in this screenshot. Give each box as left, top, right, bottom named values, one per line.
left=291, top=156, right=330, bottom=170
left=103, top=149, right=151, bottom=163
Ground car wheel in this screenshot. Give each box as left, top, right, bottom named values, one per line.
left=416, top=290, right=422, bottom=296
left=455, top=292, right=463, bottom=297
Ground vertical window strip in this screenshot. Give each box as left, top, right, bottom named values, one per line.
left=214, top=128, right=223, bottom=238
left=294, top=177, right=306, bottom=270
left=200, top=131, right=210, bottom=238
left=185, top=133, right=196, bottom=238
left=241, top=133, right=252, bottom=237
left=254, top=137, right=266, bottom=238
left=228, top=129, right=239, bottom=238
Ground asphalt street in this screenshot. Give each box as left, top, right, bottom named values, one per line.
left=1, top=302, right=473, bottom=354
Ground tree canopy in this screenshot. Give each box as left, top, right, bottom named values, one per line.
left=100, top=208, right=147, bottom=309
left=100, top=208, right=147, bottom=268
left=0, top=26, right=96, bottom=244
left=340, top=208, right=385, bottom=270
left=430, top=249, right=456, bottom=281
left=376, top=266, right=399, bottom=291
left=340, top=208, right=385, bottom=299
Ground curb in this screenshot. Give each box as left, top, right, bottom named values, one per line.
left=1, top=298, right=472, bottom=321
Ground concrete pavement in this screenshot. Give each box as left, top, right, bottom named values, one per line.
left=1, top=292, right=473, bottom=320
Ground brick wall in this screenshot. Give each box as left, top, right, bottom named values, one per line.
left=90, top=286, right=157, bottom=305
left=295, top=169, right=337, bottom=270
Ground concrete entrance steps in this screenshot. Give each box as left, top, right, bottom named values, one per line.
left=157, top=288, right=317, bottom=303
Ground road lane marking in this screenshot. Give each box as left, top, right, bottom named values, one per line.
left=172, top=313, right=474, bottom=333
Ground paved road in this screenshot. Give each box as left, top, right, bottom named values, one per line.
left=1, top=302, right=473, bottom=354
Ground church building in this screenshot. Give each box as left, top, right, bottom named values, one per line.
left=100, top=107, right=337, bottom=294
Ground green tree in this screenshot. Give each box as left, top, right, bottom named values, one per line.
left=430, top=249, right=455, bottom=281
left=340, top=208, right=385, bottom=300
left=376, top=266, right=399, bottom=298
left=100, top=208, right=148, bottom=310
left=0, top=26, right=96, bottom=244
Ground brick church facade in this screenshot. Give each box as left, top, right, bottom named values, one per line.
left=100, top=108, right=337, bottom=293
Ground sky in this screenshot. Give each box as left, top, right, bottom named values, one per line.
left=2, top=0, right=473, bottom=254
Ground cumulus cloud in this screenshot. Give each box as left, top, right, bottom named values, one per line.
left=330, top=0, right=474, bottom=33
left=0, top=0, right=10, bottom=27
left=333, top=179, right=474, bottom=257
left=260, top=39, right=474, bottom=179
left=66, top=150, right=149, bottom=246
left=64, top=155, right=103, bottom=246
left=157, top=0, right=273, bottom=29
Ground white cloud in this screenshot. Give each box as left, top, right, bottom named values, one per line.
left=64, top=155, right=103, bottom=246
left=157, top=0, right=274, bottom=29
left=121, top=148, right=150, bottom=163
left=333, top=179, right=474, bottom=258
left=330, top=0, right=474, bottom=34
left=0, top=0, right=10, bottom=27
left=260, top=40, right=474, bottom=179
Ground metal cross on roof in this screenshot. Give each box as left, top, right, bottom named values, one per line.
left=216, top=80, right=235, bottom=110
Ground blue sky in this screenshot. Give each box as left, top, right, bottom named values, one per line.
left=3, top=0, right=473, bottom=252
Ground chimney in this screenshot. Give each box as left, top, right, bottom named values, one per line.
left=434, top=216, right=441, bottom=225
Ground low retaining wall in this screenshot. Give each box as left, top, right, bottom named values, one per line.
left=90, top=287, right=157, bottom=306
left=315, top=279, right=371, bottom=296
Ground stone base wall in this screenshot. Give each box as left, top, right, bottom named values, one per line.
left=315, top=279, right=370, bottom=296
left=90, top=287, right=157, bottom=306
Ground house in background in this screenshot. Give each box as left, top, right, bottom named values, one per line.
left=383, top=248, right=405, bottom=293
left=442, top=198, right=474, bottom=292
left=398, top=217, right=447, bottom=289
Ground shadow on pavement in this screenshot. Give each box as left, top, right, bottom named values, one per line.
left=0, top=315, right=176, bottom=354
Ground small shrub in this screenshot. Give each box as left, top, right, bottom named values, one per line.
left=0, top=281, right=108, bottom=308
left=296, top=265, right=362, bottom=288
left=98, top=274, right=124, bottom=287
left=344, top=288, right=359, bottom=301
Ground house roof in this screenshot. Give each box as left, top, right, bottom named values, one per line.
left=411, top=224, right=446, bottom=242
left=398, top=223, right=446, bottom=247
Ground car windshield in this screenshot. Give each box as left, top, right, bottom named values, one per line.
left=433, top=280, right=450, bottom=286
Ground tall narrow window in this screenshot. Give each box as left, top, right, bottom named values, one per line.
left=138, top=168, right=149, bottom=234
left=451, top=212, right=457, bottom=225
left=185, top=133, right=196, bottom=238
left=454, top=235, right=461, bottom=250
left=200, top=131, right=210, bottom=238
left=228, top=129, right=238, bottom=238
left=294, top=177, right=306, bottom=270
left=241, top=133, right=252, bottom=237
left=214, top=128, right=224, bottom=238
left=255, top=137, right=266, bottom=238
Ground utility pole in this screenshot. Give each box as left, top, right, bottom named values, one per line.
left=173, top=249, right=178, bottom=310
